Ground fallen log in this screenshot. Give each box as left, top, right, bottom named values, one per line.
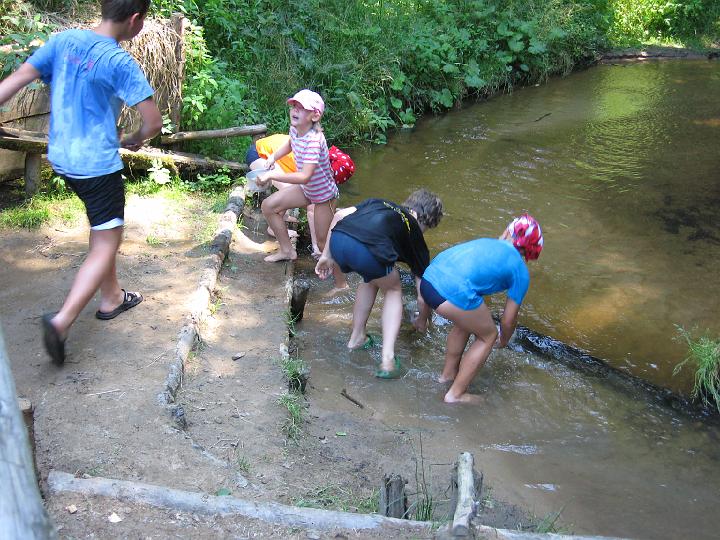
left=47, top=470, right=431, bottom=533
left=451, top=452, right=477, bottom=537
left=0, top=325, right=56, bottom=539
left=0, top=128, right=250, bottom=194
left=161, top=124, right=267, bottom=144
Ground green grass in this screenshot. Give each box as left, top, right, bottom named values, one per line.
left=236, top=455, right=251, bottom=475
left=279, top=354, right=308, bottom=393
left=278, top=392, right=305, bottom=441
left=0, top=187, right=83, bottom=229
left=284, top=308, right=300, bottom=338
left=293, top=484, right=377, bottom=514
left=674, top=326, right=720, bottom=412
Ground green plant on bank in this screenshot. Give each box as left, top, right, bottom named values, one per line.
left=284, top=308, right=300, bottom=338
left=279, top=354, right=308, bottom=389
left=236, top=454, right=251, bottom=475
left=145, top=234, right=166, bottom=246
left=533, top=507, right=568, bottom=534
left=277, top=391, right=304, bottom=441
left=208, top=289, right=224, bottom=315
left=189, top=167, right=236, bottom=193
left=293, top=484, right=377, bottom=514
left=674, top=326, right=720, bottom=412
left=608, top=0, right=720, bottom=47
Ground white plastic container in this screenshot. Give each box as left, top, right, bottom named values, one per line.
left=245, top=168, right=271, bottom=193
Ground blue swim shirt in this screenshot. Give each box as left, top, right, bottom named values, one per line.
left=423, top=238, right=530, bottom=310
left=27, top=29, right=153, bottom=178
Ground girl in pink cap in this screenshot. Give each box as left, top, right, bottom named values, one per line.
left=418, top=214, right=544, bottom=404
left=256, top=89, right=339, bottom=262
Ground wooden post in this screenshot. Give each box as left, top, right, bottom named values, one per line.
left=0, top=324, right=56, bottom=539
left=24, top=152, right=41, bottom=197
left=378, top=474, right=408, bottom=519
left=17, top=398, right=37, bottom=477
left=169, top=13, right=187, bottom=135
left=290, top=279, right=310, bottom=323
left=451, top=452, right=477, bottom=537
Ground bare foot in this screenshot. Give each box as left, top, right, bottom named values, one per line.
left=347, top=335, right=368, bottom=350
left=324, top=285, right=350, bottom=297
left=264, top=249, right=297, bottom=262
left=444, top=391, right=484, bottom=405
left=438, top=374, right=455, bottom=384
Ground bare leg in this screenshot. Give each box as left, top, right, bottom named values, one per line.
left=325, top=265, right=349, bottom=296
left=261, top=185, right=308, bottom=262
left=307, top=204, right=319, bottom=256
left=439, top=323, right=471, bottom=383
left=436, top=301, right=497, bottom=404
left=377, top=270, right=403, bottom=372
left=51, top=227, right=125, bottom=337
left=347, top=281, right=378, bottom=350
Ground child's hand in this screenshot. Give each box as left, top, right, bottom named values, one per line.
left=120, top=134, right=143, bottom=151
left=265, top=155, right=276, bottom=170
left=256, top=172, right=271, bottom=189
left=411, top=311, right=428, bottom=333
left=315, top=255, right=335, bottom=280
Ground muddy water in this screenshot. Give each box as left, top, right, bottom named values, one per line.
left=344, top=60, right=720, bottom=394
left=298, top=61, right=720, bottom=539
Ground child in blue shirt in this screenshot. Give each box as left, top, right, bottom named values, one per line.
left=419, top=215, right=544, bottom=404
left=0, top=0, right=162, bottom=365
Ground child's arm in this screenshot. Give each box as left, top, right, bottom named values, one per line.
left=120, top=97, right=162, bottom=151
left=259, top=161, right=315, bottom=188
left=264, top=138, right=291, bottom=170
left=497, top=298, right=521, bottom=347
left=0, top=63, right=41, bottom=107
left=315, top=206, right=357, bottom=280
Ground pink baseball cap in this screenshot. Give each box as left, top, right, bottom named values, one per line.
left=287, top=89, right=325, bottom=115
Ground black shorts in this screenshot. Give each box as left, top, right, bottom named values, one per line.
left=330, top=230, right=394, bottom=283
left=64, top=171, right=125, bottom=229
left=420, top=277, right=447, bottom=310
left=245, top=143, right=260, bottom=165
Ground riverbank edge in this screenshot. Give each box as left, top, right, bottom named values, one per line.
left=600, top=45, right=720, bottom=62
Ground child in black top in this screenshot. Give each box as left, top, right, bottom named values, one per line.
left=315, top=189, right=443, bottom=378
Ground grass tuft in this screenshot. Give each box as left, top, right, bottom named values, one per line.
left=674, top=326, right=720, bottom=412
left=278, top=392, right=304, bottom=442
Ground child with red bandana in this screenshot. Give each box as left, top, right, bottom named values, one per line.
left=418, top=215, right=544, bottom=404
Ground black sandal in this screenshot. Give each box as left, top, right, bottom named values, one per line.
left=42, top=313, right=65, bottom=365
left=95, top=290, right=143, bottom=320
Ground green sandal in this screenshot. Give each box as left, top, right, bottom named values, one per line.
left=362, top=333, right=380, bottom=350
left=375, top=356, right=404, bottom=379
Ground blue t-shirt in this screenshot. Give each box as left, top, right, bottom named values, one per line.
left=423, top=238, right=530, bottom=310
left=27, top=29, right=153, bottom=178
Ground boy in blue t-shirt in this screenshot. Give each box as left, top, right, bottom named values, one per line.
left=0, top=0, right=162, bottom=365
left=419, top=215, right=544, bottom=404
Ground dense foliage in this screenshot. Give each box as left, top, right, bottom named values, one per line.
left=1, top=0, right=718, bottom=153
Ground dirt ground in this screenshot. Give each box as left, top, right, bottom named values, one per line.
left=1, top=184, right=527, bottom=538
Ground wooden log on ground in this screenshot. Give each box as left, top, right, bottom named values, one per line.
left=290, top=278, right=310, bottom=323
left=378, top=474, right=408, bottom=519
left=23, top=152, right=41, bottom=196
left=17, top=398, right=38, bottom=477
left=0, top=325, right=56, bottom=539
left=161, top=124, right=267, bottom=145
left=452, top=452, right=477, bottom=537
left=47, top=470, right=431, bottom=533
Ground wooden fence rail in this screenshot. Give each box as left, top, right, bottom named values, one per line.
left=0, top=322, right=56, bottom=539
